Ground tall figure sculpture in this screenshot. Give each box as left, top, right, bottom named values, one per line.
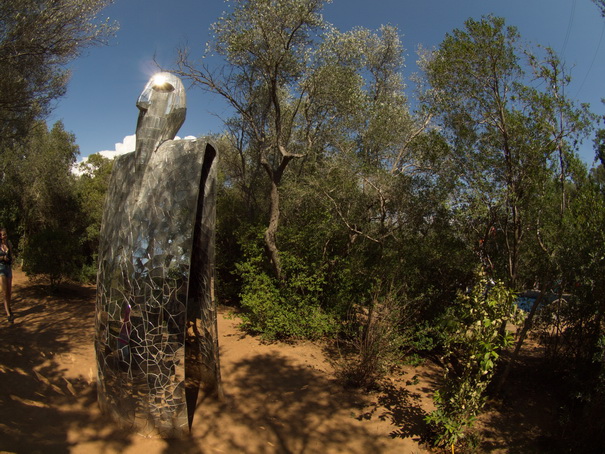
left=95, top=72, right=221, bottom=437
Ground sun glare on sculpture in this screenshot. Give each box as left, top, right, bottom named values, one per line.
left=152, top=73, right=169, bottom=88
left=152, top=73, right=174, bottom=92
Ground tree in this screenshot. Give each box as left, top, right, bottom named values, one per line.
left=17, top=122, right=79, bottom=231
left=176, top=0, right=431, bottom=284
left=0, top=0, right=116, bottom=282
left=74, top=153, right=114, bottom=281
left=0, top=0, right=116, bottom=144
left=420, top=16, right=594, bottom=290
left=15, top=121, right=83, bottom=285
left=175, top=0, right=331, bottom=280
left=176, top=0, right=454, bottom=343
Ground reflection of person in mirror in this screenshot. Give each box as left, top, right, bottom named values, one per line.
left=117, top=302, right=132, bottom=366
left=0, top=228, right=14, bottom=323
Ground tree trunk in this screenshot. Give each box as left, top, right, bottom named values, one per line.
left=260, top=145, right=295, bottom=282
left=264, top=176, right=283, bottom=281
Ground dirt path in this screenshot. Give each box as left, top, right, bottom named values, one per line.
left=0, top=270, right=437, bottom=453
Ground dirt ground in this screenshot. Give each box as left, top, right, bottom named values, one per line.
left=0, top=269, right=560, bottom=453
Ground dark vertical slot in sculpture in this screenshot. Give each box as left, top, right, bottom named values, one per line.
left=185, top=143, right=223, bottom=428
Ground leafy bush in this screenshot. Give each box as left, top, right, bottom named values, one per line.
left=22, top=228, right=83, bottom=287
left=425, top=273, right=523, bottom=448
left=235, top=238, right=337, bottom=340
left=76, top=261, right=99, bottom=284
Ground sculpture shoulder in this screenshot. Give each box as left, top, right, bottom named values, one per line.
left=156, top=138, right=218, bottom=159
left=106, top=152, right=136, bottom=190
left=114, top=152, right=135, bottom=169
left=157, top=138, right=213, bottom=151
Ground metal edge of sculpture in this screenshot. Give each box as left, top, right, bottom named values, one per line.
left=94, top=72, right=222, bottom=438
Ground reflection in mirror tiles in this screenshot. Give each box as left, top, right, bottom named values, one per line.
left=95, top=73, right=220, bottom=438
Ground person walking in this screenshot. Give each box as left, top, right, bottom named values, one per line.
left=0, top=228, right=14, bottom=323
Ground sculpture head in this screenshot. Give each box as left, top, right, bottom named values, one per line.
left=135, top=72, right=187, bottom=172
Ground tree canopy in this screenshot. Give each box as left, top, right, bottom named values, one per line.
left=0, top=0, right=116, bottom=143
left=0, top=0, right=116, bottom=284
left=173, top=7, right=605, bottom=449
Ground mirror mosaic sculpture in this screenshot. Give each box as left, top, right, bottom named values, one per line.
left=95, top=72, right=221, bottom=437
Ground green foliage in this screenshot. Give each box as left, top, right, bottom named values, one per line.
left=76, top=262, right=99, bottom=284
left=235, top=233, right=336, bottom=340
left=22, top=228, right=83, bottom=287
left=426, top=274, right=523, bottom=448
left=0, top=0, right=116, bottom=144
left=0, top=121, right=111, bottom=285
left=171, top=7, right=603, bottom=446
left=522, top=169, right=605, bottom=451
left=177, top=0, right=417, bottom=282
left=12, top=121, right=88, bottom=285
left=0, top=0, right=116, bottom=284
left=74, top=153, right=114, bottom=279
left=18, top=121, right=79, bottom=231
left=421, top=15, right=594, bottom=289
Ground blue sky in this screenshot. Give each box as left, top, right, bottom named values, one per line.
left=49, top=0, right=605, bottom=165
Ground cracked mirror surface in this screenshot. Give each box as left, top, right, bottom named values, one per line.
left=95, top=73, right=219, bottom=438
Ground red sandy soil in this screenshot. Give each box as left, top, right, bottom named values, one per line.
left=0, top=269, right=559, bottom=453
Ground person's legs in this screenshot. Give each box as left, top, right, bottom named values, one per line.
left=1, top=274, right=12, bottom=320
left=6, top=275, right=12, bottom=319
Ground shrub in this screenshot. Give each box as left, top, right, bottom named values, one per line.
left=77, top=261, right=99, bottom=284
left=425, top=273, right=523, bottom=448
left=235, top=240, right=337, bottom=340
left=22, top=228, right=83, bottom=287
left=335, top=285, right=412, bottom=389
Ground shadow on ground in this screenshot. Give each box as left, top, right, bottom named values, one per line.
left=1, top=273, right=425, bottom=454
left=0, top=274, right=139, bottom=453
left=189, top=351, right=417, bottom=453
left=478, top=349, right=569, bottom=454
left=1, top=272, right=571, bottom=454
